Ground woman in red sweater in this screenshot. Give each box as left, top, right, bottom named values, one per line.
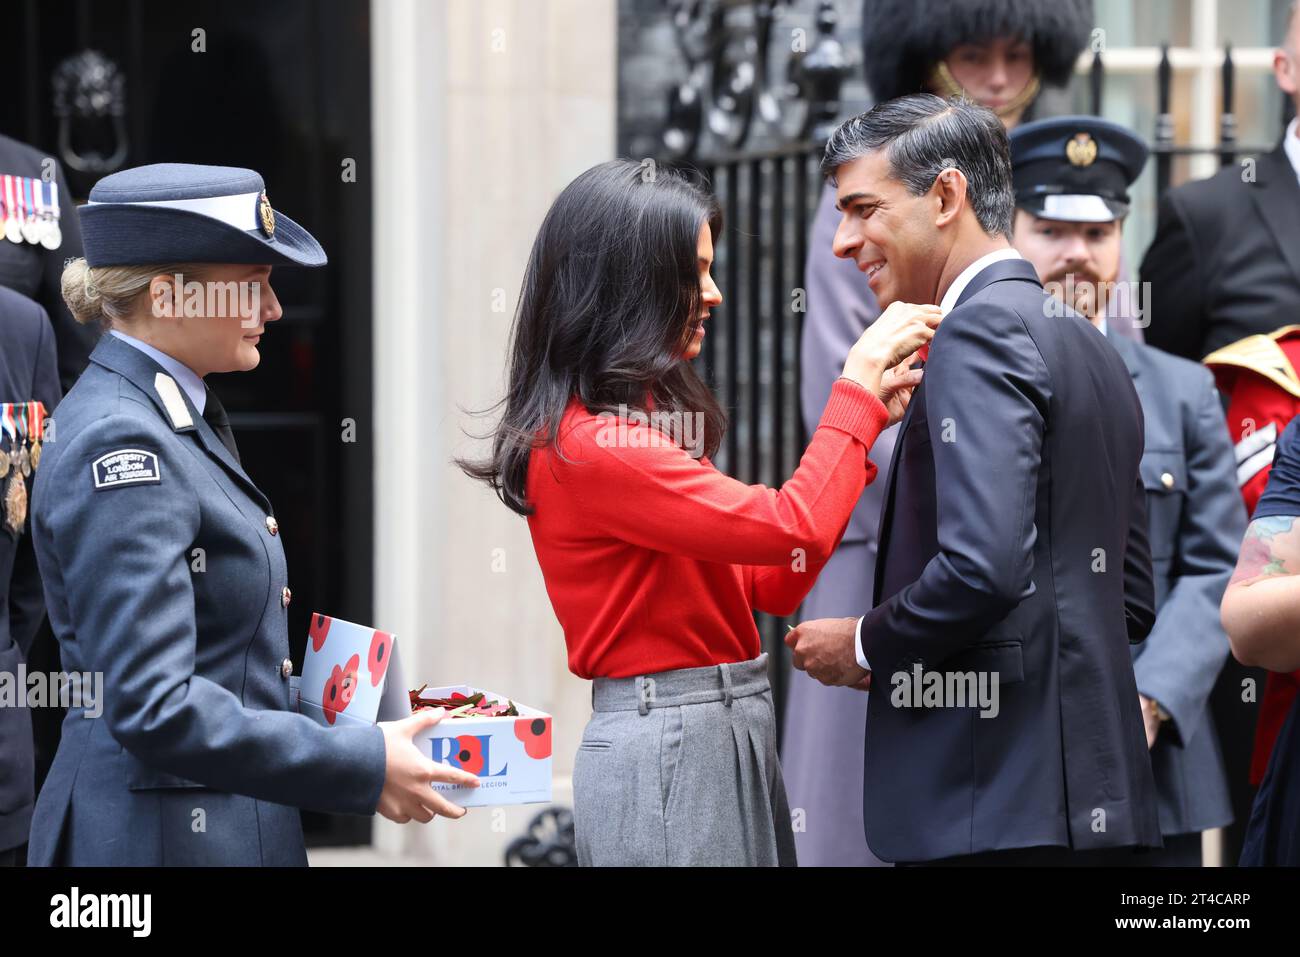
left=463, top=160, right=938, bottom=866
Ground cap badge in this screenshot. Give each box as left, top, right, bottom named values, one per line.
left=1066, top=132, right=1098, bottom=167
left=258, top=190, right=276, bottom=238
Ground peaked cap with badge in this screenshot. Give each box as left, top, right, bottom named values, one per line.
left=79, top=162, right=325, bottom=267
left=1010, top=114, right=1150, bottom=222
left=26, top=164, right=382, bottom=866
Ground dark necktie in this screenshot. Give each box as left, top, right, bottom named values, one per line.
left=202, top=388, right=241, bottom=465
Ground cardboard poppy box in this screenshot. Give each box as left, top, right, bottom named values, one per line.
left=297, top=613, right=553, bottom=807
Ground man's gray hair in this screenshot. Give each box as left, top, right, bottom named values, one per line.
left=821, top=94, right=1015, bottom=239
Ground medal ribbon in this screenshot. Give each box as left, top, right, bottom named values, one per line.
left=2, top=176, right=12, bottom=222
left=15, top=402, right=27, bottom=447
left=0, top=404, right=14, bottom=449
left=22, top=177, right=35, bottom=228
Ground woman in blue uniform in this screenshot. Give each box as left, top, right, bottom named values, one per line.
left=26, top=163, right=477, bottom=866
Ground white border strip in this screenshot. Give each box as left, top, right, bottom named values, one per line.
left=87, top=191, right=260, bottom=231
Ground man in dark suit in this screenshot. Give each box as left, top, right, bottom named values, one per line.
left=0, top=134, right=98, bottom=391
left=1012, top=116, right=1244, bottom=865
left=0, top=133, right=100, bottom=807
left=1140, top=4, right=1300, bottom=360
left=788, top=94, right=1162, bottom=864
left=0, top=285, right=61, bottom=866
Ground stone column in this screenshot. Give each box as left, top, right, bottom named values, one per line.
left=370, top=0, right=616, bottom=865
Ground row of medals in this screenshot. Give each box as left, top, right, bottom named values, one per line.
left=0, top=428, right=40, bottom=533
left=3, top=213, right=61, bottom=250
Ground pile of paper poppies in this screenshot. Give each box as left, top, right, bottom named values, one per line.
left=409, top=687, right=520, bottom=718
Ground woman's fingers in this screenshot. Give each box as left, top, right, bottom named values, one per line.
left=407, top=707, right=447, bottom=733
left=389, top=782, right=468, bottom=823
left=883, top=369, right=924, bottom=392
left=884, top=312, right=941, bottom=364
left=424, top=790, right=468, bottom=819
left=416, top=758, right=476, bottom=819
left=429, top=762, right=480, bottom=788
left=893, top=350, right=920, bottom=372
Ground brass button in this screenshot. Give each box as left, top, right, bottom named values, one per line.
left=280, top=658, right=293, bottom=679
left=281, top=586, right=292, bottom=607
left=266, top=515, right=279, bottom=536
left=1160, top=472, right=1175, bottom=489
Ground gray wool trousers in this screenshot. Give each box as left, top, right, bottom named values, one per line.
left=573, top=653, right=797, bottom=867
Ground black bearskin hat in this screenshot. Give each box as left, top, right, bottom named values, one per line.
left=860, top=0, right=1094, bottom=103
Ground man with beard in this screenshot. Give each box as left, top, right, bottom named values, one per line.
left=787, top=95, right=1162, bottom=865
left=1011, top=116, right=1244, bottom=865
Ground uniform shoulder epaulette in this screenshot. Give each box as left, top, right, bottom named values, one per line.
left=1203, top=325, right=1300, bottom=399
left=153, top=373, right=194, bottom=431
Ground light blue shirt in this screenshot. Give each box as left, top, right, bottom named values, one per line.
left=109, top=330, right=208, bottom=416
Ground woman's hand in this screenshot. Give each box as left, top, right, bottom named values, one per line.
left=376, top=708, right=480, bottom=823
left=840, top=301, right=942, bottom=407
left=877, top=356, right=925, bottom=427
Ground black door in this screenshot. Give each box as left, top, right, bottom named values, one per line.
left=3, top=0, right=375, bottom=847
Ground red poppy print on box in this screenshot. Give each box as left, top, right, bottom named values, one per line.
left=368, top=630, right=392, bottom=687
left=515, top=716, right=552, bottom=759
left=309, top=613, right=331, bottom=652
left=322, top=653, right=361, bottom=725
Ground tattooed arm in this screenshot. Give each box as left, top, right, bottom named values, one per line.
left=1220, top=514, right=1300, bottom=672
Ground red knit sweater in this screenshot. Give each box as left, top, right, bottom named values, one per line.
left=525, top=377, right=890, bottom=679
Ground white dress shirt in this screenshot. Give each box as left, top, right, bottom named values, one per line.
left=1284, top=116, right=1300, bottom=186
left=109, top=329, right=208, bottom=415
left=852, top=247, right=1024, bottom=671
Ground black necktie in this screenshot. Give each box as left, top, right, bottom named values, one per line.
left=202, top=388, right=241, bottom=464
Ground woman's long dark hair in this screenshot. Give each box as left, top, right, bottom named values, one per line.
left=460, top=159, right=726, bottom=516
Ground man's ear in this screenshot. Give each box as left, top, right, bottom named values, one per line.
left=933, top=167, right=968, bottom=228
left=1275, top=48, right=1298, bottom=97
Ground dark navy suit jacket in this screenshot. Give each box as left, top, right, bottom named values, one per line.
left=27, top=334, right=385, bottom=865
left=1141, top=141, right=1300, bottom=360
left=861, top=258, right=1163, bottom=862
left=0, top=134, right=98, bottom=391
left=0, top=285, right=60, bottom=851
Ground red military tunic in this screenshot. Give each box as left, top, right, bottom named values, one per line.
left=1205, top=325, right=1300, bottom=785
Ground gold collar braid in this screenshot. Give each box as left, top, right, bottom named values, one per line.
left=929, top=61, right=1041, bottom=118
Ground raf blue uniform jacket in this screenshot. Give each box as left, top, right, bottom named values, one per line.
left=1108, top=331, right=1243, bottom=837
left=0, top=285, right=60, bottom=851
left=26, top=333, right=386, bottom=866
